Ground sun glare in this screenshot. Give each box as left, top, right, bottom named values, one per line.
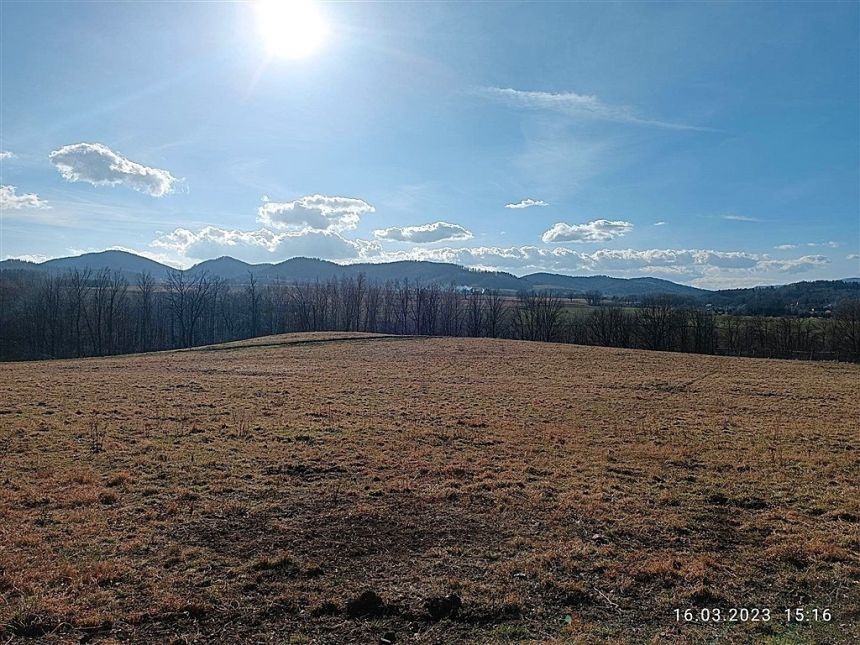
left=255, top=0, right=328, bottom=60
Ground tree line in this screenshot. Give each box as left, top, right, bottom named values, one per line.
left=1, top=268, right=858, bottom=362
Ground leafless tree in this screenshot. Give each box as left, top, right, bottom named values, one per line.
left=585, top=290, right=602, bottom=306
left=67, top=268, right=92, bottom=357
left=833, top=299, right=860, bottom=360
left=245, top=271, right=260, bottom=338
left=512, top=291, right=565, bottom=342
left=136, top=272, right=155, bottom=352
left=587, top=305, right=632, bottom=347
left=636, top=295, right=680, bottom=351
left=165, top=270, right=214, bottom=347
left=483, top=290, right=508, bottom=338
left=464, top=289, right=485, bottom=337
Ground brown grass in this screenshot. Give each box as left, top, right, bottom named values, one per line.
left=0, top=332, right=857, bottom=643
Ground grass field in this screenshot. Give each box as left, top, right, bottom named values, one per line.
left=1, top=333, right=858, bottom=643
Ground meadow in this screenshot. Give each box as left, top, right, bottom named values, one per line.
left=1, top=333, right=857, bottom=643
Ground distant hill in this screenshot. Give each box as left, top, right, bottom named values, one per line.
left=12, top=250, right=176, bottom=280
left=703, top=280, right=860, bottom=314
left=519, top=273, right=705, bottom=297
left=0, top=251, right=698, bottom=297
left=3, top=250, right=860, bottom=309
left=186, top=256, right=257, bottom=280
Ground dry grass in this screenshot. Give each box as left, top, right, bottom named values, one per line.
left=0, top=332, right=857, bottom=643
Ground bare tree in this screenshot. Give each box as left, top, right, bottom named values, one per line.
left=833, top=299, right=860, bottom=360
left=464, top=289, right=485, bottom=337
left=165, top=270, right=214, bottom=347
left=688, top=308, right=716, bottom=354
left=585, top=290, right=602, bottom=306
left=512, top=291, right=565, bottom=342
left=66, top=268, right=92, bottom=357
left=587, top=305, right=632, bottom=347
left=104, top=271, right=128, bottom=355
left=438, top=284, right=463, bottom=337
left=245, top=271, right=260, bottom=338
left=636, top=295, right=680, bottom=351
left=136, top=272, right=155, bottom=352
left=484, top=290, right=508, bottom=338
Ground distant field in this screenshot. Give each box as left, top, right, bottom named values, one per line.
left=1, top=333, right=858, bottom=643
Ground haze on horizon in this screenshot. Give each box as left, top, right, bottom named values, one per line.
left=1, top=0, right=858, bottom=289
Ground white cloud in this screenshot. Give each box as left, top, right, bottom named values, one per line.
left=3, top=253, right=49, bottom=263
left=0, top=151, right=15, bottom=160
left=0, top=185, right=50, bottom=210
left=505, top=198, right=548, bottom=209
left=756, top=255, right=830, bottom=274
left=480, top=87, right=707, bottom=131
left=257, top=194, right=374, bottom=233
left=847, top=254, right=859, bottom=260
left=49, top=143, right=180, bottom=197
left=362, top=245, right=831, bottom=288
left=653, top=221, right=667, bottom=227
left=777, top=241, right=839, bottom=250
left=542, top=219, right=633, bottom=243
left=151, top=226, right=379, bottom=264
left=588, top=248, right=760, bottom=270
left=722, top=214, right=760, bottom=222
left=374, top=221, right=473, bottom=244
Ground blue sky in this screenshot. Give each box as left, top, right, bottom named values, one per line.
left=1, top=0, right=858, bottom=288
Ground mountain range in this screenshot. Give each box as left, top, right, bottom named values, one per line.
left=2, top=250, right=859, bottom=308
left=0, top=250, right=705, bottom=297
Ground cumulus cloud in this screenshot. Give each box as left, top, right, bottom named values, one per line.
left=364, top=245, right=829, bottom=287
left=0, top=185, right=49, bottom=210
left=586, top=248, right=759, bottom=270
left=653, top=221, right=667, bottom=227
left=847, top=254, right=859, bottom=260
left=374, top=221, right=473, bottom=244
left=505, top=198, right=548, bottom=209
left=542, top=219, right=633, bottom=243
left=257, top=194, right=374, bottom=233
left=4, top=253, right=49, bottom=263
left=775, top=244, right=798, bottom=250
left=49, top=143, right=180, bottom=197
left=152, top=226, right=379, bottom=264
left=0, top=151, right=14, bottom=160
left=756, top=255, right=830, bottom=274
left=480, top=87, right=708, bottom=131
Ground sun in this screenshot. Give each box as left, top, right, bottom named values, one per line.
left=255, top=0, right=328, bottom=60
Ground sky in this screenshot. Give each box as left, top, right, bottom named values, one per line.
left=1, top=0, right=858, bottom=288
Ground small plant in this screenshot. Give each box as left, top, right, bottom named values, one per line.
left=88, top=415, right=105, bottom=454
left=231, top=409, right=252, bottom=439
left=173, top=402, right=189, bottom=436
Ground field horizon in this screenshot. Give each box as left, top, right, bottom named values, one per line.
left=1, top=333, right=858, bottom=643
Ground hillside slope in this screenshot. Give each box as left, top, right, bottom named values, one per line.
left=1, top=334, right=857, bottom=642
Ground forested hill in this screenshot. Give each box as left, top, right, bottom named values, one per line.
left=703, top=280, right=860, bottom=314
